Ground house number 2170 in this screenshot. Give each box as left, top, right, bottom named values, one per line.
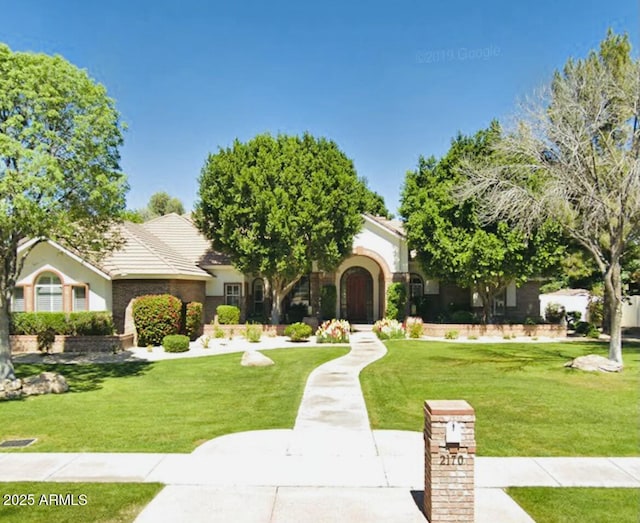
left=439, top=455, right=465, bottom=465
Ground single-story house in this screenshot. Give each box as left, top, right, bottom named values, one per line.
left=14, top=213, right=542, bottom=333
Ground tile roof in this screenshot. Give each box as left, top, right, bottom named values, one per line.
left=99, top=218, right=220, bottom=279
left=542, top=288, right=591, bottom=297
left=142, top=214, right=231, bottom=267
left=364, top=213, right=406, bottom=237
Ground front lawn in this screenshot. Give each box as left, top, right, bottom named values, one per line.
left=508, top=487, right=640, bottom=523
left=3, top=347, right=348, bottom=453
left=0, top=482, right=162, bottom=523
left=361, top=340, right=639, bottom=456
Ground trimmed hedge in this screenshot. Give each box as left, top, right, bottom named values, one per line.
left=185, top=302, right=203, bottom=340
left=68, top=312, right=115, bottom=335
left=10, top=312, right=115, bottom=336
left=133, top=294, right=182, bottom=347
left=162, top=334, right=190, bottom=353
left=216, top=305, right=240, bottom=325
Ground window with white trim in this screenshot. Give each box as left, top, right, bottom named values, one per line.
left=35, top=273, right=63, bottom=312
left=12, top=287, right=25, bottom=312
left=225, top=283, right=242, bottom=308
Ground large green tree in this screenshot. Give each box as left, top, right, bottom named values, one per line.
left=458, top=31, right=639, bottom=364
left=195, top=132, right=368, bottom=323
left=0, top=45, right=128, bottom=379
left=147, top=191, right=185, bottom=217
left=122, top=192, right=185, bottom=223
left=401, top=122, right=561, bottom=323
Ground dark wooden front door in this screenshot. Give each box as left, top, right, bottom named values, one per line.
left=346, top=271, right=368, bottom=322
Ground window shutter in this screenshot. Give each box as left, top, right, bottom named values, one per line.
left=506, top=282, right=517, bottom=307
left=12, top=288, right=25, bottom=312
left=73, top=287, right=87, bottom=311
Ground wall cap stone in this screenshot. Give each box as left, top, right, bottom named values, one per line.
left=425, top=400, right=475, bottom=416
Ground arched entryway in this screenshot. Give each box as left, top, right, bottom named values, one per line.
left=340, top=267, right=373, bottom=323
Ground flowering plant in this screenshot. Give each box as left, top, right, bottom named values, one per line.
left=372, top=318, right=406, bottom=340
left=405, top=316, right=424, bottom=339
left=316, top=319, right=351, bottom=343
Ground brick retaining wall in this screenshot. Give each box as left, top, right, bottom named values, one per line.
left=422, top=323, right=566, bottom=338
left=11, top=334, right=135, bottom=354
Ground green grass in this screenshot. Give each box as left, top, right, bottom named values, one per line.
left=361, top=340, right=640, bottom=456
left=508, top=488, right=640, bottom=523
left=0, top=482, right=162, bottom=523
left=3, top=347, right=348, bottom=453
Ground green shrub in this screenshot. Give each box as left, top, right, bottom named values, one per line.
left=244, top=323, right=262, bottom=343
left=213, top=325, right=226, bottom=338
left=185, top=302, right=203, bottom=340
left=284, top=322, right=312, bottom=341
left=566, top=311, right=582, bottom=330
left=162, top=334, right=190, bottom=353
left=320, top=285, right=337, bottom=320
left=406, top=317, right=424, bottom=339
left=386, top=283, right=407, bottom=321
left=10, top=312, right=36, bottom=335
left=10, top=311, right=115, bottom=336
left=587, top=296, right=603, bottom=327
left=586, top=324, right=601, bottom=339
left=450, top=310, right=476, bottom=324
left=575, top=321, right=591, bottom=335
left=67, top=312, right=115, bottom=335
left=286, top=303, right=307, bottom=324
left=37, top=327, right=56, bottom=353
left=545, top=302, right=566, bottom=324
left=133, top=294, right=182, bottom=347
left=444, top=330, right=459, bottom=340
left=11, top=312, right=66, bottom=335
left=216, top=305, right=240, bottom=325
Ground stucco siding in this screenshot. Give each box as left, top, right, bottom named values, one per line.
left=205, top=267, right=246, bottom=296
left=17, top=241, right=111, bottom=311
left=353, top=218, right=406, bottom=273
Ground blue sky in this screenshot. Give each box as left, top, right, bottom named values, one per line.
left=3, top=1, right=637, bottom=215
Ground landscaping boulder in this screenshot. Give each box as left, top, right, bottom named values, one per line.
left=241, top=350, right=274, bottom=367
left=0, top=372, right=69, bottom=400
left=22, top=372, right=69, bottom=395
left=565, top=354, right=622, bottom=373
left=0, top=378, right=23, bottom=400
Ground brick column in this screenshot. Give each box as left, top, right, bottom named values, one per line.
left=424, top=400, right=476, bottom=522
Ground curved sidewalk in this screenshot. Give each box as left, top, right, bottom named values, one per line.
left=1, top=332, right=639, bottom=522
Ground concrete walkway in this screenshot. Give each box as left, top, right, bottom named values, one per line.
left=1, top=332, right=639, bottom=522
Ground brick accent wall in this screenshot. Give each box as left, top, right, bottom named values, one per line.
left=112, top=279, right=207, bottom=334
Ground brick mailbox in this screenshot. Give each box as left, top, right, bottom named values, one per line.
left=424, top=400, right=476, bottom=522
